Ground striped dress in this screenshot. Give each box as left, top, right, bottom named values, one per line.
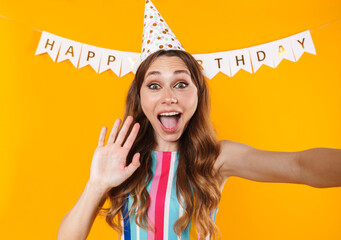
left=120, top=150, right=218, bottom=240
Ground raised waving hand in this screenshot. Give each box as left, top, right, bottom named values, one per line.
left=89, top=116, right=140, bottom=193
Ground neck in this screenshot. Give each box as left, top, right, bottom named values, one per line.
left=154, top=140, right=178, bottom=152
left=154, top=145, right=178, bottom=152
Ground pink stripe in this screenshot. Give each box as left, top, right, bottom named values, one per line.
left=154, top=152, right=171, bottom=240
left=147, top=151, right=163, bottom=240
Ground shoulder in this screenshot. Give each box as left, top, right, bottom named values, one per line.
left=219, top=139, right=256, bottom=153
left=214, top=140, right=256, bottom=180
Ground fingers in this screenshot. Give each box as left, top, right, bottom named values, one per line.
left=124, top=153, right=140, bottom=176
left=115, top=116, right=133, bottom=145
left=97, top=126, right=107, bottom=147
left=123, top=122, right=140, bottom=149
left=108, top=118, right=121, bottom=144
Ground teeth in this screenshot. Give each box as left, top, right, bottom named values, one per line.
left=159, top=112, right=180, bottom=116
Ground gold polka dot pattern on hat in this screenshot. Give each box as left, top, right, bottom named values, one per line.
left=140, top=0, right=185, bottom=62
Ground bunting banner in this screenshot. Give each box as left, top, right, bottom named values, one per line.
left=35, top=30, right=316, bottom=79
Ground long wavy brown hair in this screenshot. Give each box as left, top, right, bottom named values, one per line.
left=100, top=49, right=222, bottom=239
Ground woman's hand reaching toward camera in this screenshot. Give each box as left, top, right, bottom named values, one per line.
left=90, top=116, right=141, bottom=193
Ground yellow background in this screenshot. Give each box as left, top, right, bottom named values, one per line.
left=1, top=0, right=341, bottom=239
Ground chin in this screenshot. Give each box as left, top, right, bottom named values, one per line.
left=161, top=133, right=182, bottom=141
left=152, top=123, right=184, bottom=147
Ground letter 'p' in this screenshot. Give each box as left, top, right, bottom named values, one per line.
left=107, top=55, right=116, bottom=65
left=87, top=51, right=95, bottom=61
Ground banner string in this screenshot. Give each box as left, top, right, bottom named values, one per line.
left=0, top=12, right=340, bottom=41
left=310, top=17, right=341, bottom=32
left=0, top=14, right=42, bottom=33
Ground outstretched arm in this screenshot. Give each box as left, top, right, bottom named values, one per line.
left=296, top=147, right=341, bottom=188
left=215, top=140, right=341, bottom=188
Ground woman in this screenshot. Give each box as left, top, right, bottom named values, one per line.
left=57, top=49, right=341, bottom=240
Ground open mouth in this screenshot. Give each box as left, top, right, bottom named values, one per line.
left=157, top=112, right=182, bottom=130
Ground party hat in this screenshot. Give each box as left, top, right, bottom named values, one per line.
left=140, top=0, right=185, bottom=62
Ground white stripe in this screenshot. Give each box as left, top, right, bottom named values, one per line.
left=120, top=213, right=125, bottom=240
left=136, top=222, right=140, bottom=240
left=178, top=194, right=184, bottom=240
left=164, top=152, right=176, bottom=239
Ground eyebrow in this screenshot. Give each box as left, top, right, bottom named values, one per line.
left=145, top=70, right=190, bottom=79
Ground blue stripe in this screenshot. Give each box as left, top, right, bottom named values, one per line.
left=181, top=154, right=192, bottom=239
left=212, top=208, right=218, bottom=221
left=122, top=194, right=131, bottom=240
left=181, top=221, right=191, bottom=239
left=128, top=194, right=136, bottom=239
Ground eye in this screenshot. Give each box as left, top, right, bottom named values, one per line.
left=148, top=83, right=160, bottom=89
left=175, top=82, right=188, bottom=89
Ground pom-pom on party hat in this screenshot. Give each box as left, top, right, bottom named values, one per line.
left=140, top=0, right=185, bottom=62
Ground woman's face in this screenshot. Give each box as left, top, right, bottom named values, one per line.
left=140, top=56, right=198, bottom=151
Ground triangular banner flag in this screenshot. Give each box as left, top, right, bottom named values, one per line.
left=57, top=38, right=82, bottom=68
left=249, top=43, right=275, bottom=73
left=120, top=52, right=141, bottom=77
left=35, top=31, right=62, bottom=62
left=271, top=37, right=296, bottom=68
left=290, top=30, right=316, bottom=61
left=78, top=44, right=102, bottom=73
left=229, top=49, right=253, bottom=76
left=99, top=49, right=122, bottom=76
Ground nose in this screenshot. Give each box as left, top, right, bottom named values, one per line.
left=162, top=87, right=178, bottom=104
